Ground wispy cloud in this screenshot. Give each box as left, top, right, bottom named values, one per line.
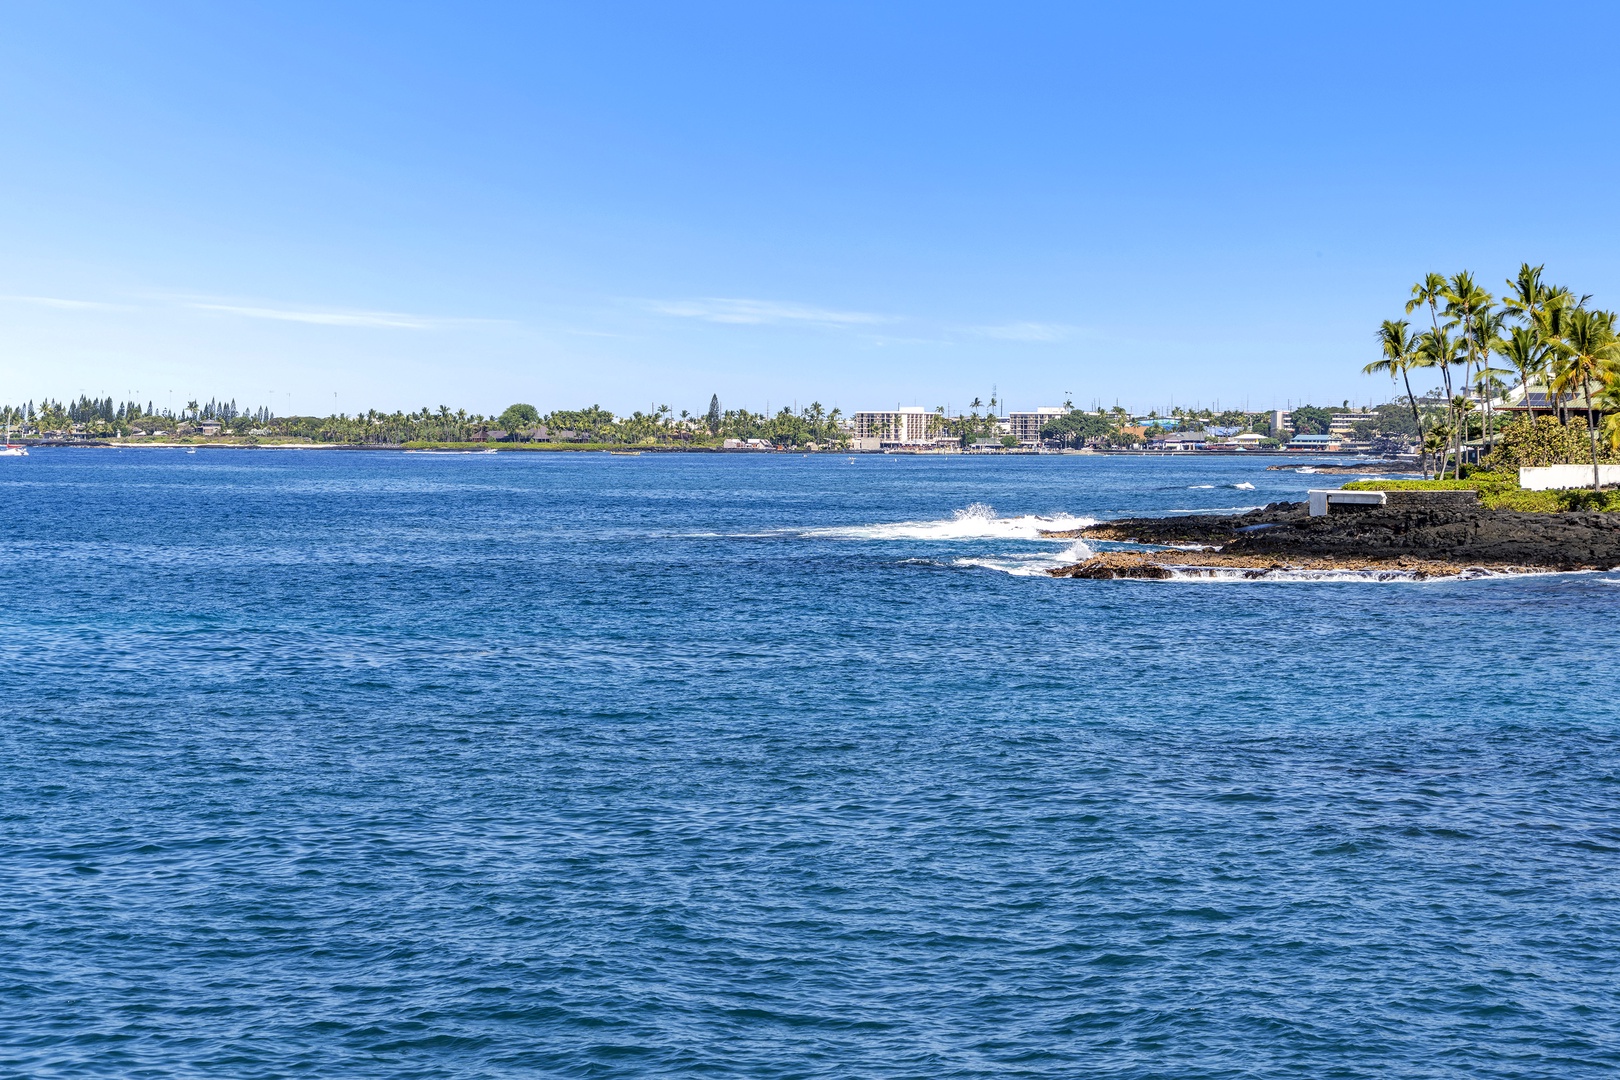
left=0, top=294, right=134, bottom=311
left=646, top=297, right=893, bottom=328
left=2, top=291, right=471, bottom=330
left=964, top=321, right=1082, bottom=342
left=183, top=301, right=442, bottom=330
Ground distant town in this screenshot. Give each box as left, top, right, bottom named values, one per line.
left=0, top=393, right=1454, bottom=454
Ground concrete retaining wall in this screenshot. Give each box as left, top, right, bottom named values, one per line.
left=1380, top=489, right=1480, bottom=510
left=1521, top=465, right=1620, bottom=490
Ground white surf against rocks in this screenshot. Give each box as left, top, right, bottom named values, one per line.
left=954, top=540, right=1095, bottom=576
left=811, top=503, right=1096, bottom=541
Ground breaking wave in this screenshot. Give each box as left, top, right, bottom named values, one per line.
left=954, top=540, right=1095, bottom=576
left=810, top=503, right=1095, bottom=541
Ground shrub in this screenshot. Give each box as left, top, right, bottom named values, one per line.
left=1484, top=416, right=1617, bottom=470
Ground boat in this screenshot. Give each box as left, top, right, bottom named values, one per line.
left=0, top=422, right=26, bottom=457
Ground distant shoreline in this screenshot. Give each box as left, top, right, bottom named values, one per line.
left=7, top=438, right=1413, bottom=461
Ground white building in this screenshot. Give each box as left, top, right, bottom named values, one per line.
left=1007, top=407, right=1067, bottom=444
left=854, top=407, right=937, bottom=445
left=1272, top=410, right=1380, bottom=436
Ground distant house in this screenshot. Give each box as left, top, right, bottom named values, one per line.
left=1499, top=381, right=1610, bottom=422
left=1287, top=434, right=1341, bottom=451
left=1232, top=432, right=1265, bottom=447
left=199, top=420, right=223, bottom=436
left=1148, top=431, right=1207, bottom=451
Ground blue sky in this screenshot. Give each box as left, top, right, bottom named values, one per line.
left=3, top=2, right=1620, bottom=418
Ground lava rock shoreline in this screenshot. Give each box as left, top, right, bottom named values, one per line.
left=1042, top=501, right=1620, bottom=578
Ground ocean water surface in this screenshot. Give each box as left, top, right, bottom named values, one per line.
left=2, top=449, right=1618, bottom=1078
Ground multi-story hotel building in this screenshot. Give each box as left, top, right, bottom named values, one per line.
left=853, top=407, right=938, bottom=445
left=1006, top=407, right=1066, bottom=444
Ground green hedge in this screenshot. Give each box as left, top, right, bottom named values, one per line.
left=1340, top=478, right=1487, bottom=491
left=1341, top=474, right=1620, bottom=512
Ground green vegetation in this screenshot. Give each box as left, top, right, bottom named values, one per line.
left=0, top=395, right=854, bottom=450
left=1342, top=472, right=1620, bottom=512
left=1288, top=405, right=1335, bottom=435
left=1484, top=415, right=1620, bottom=470
left=1038, top=410, right=1128, bottom=448
left=1371, top=263, right=1620, bottom=489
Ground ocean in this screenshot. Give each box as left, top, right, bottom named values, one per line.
left=2, top=448, right=1617, bottom=1078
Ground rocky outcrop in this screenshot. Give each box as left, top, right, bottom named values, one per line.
left=1047, top=502, right=1620, bottom=574
left=1264, top=462, right=1421, bottom=474
left=1051, top=550, right=1519, bottom=580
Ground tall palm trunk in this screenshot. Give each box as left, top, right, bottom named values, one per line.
left=1528, top=359, right=1538, bottom=425
left=1587, top=377, right=1603, bottom=492
left=1484, top=390, right=1494, bottom=457
left=1424, top=297, right=1457, bottom=479
left=1400, top=365, right=1428, bottom=479
left=1458, top=337, right=1473, bottom=476
left=1445, top=372, right=1458, bottom=476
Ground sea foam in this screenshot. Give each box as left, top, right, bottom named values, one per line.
left=954, top=540, right=1095, bottom=576
left=810, top=503, right=1096, bottom=541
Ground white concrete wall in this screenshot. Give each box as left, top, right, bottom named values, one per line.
left=1520, top=464, right=1620, bottom=490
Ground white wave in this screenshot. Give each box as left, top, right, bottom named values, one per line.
left=954, top=540, right=1094, bottom=576
left=1153, top=566, right=1553, bottom=584
left=811, top=503, right=1095, bottom=541
left=1230, top=482, right=1256, bottom=490
left=1189, top=484, right=1215, bottom=489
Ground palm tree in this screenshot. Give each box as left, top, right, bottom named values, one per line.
left=1470, top=309, right=1507, bottom=453
left=1499, top=325, right=1545, bottom=430
left=1443, top=274, right=1494, bottom=463
left=1532, top=288, right=1580, bottom=421
left=1415, top=327, right=1465, bottom=477
left=1408, top=275, right=1457, bottom=467
left=1552, top=307, right=1620, bottom=491
left=1599, top=377, right=1620, bottom=455
left=1422, top=426, right=1449, bottom=481
left=1407, top=274, right=1451, bottom=381
left=1366, top=319, right=1429, bottom=476
left=1501, top=263, right=1546, bottom=325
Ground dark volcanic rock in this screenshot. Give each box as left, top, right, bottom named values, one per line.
left=1075, top=503, right=1620, bottom=570
left=1067, top=502, right=1304, bottom=544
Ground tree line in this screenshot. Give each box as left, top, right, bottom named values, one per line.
left=1369, top=264, right=1620, bottom=487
